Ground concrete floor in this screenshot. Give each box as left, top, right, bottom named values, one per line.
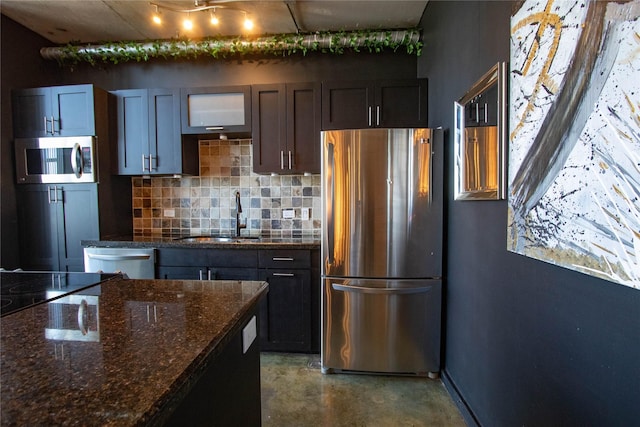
left=260, top=353, right=466, bottom=426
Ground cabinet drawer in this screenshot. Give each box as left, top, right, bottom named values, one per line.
left=259, top=249, right=310, bottom=269
left=157, top=265, right=258, bottom=281
left=157, top=248, right=258, bottom=268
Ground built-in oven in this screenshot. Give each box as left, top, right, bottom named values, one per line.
left=14, top=136, right=97, bottom=184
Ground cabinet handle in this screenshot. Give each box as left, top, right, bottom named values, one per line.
left=273, top=273, right=295, bottom=277
left=52, top=117, right=58, bottom=134
left=146, top=305, right=158, bottom=322
left=44, top=116, right=55, bottom=135
left=280, top=151, right=285, bottom=170
left=142, top=155, right=148, bottom=172
left=48, top=186, right=60, bottom=203
left=205, top=126, right=224, bottom=131
left=272, top=257, right=294, bottom=261
left=199, top=270, right=204, bottom=280
left=376, top=106, right=380, bottom=126
left=368, top=106, right=372, bottom=127
left=475, top=103, right=480, bottom=123
left=207, top=270, right=212, bottom=280
left=149, top=155, right=156, bottom=172
left=288, top=151, right=292, bottom=170
left=484, top=103, right=488, bottom=123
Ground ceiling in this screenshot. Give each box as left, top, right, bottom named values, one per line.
left=0, top=1, right=428, bottom=45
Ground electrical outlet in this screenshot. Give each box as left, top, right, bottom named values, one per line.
left=282, top=209, right=295, bottom=219
left=242, top=316, right=257, bottom=354
left=301, top=208, right=310, bottom=220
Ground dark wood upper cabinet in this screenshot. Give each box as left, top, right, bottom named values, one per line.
left=12, top=84, right=99, bottom=137
left=180, top=85, right=251, bottom=136
left=113, top=88, right=197, bottom=176
left=321, top=79, right=428, bottom=130
left=252, top=82, right=321, bottom=174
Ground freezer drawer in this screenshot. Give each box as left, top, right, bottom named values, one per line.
left=321, top=278, right=441, bottom=376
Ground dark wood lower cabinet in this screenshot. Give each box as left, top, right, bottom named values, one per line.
left=155, top=247, right=319, bottom=353
left=259, top=268, right=311, bottom=352
left=17, top=184, right=100, bottom=272
left=155, top=248, right=258, bottom=280
left=163, top=306, right=261, bottom=427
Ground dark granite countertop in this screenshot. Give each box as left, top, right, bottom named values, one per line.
left=82, top=234, right=320, bottom=250
left=0, top=276, right=268, bottom=426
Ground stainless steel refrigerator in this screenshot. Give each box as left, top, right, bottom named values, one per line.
left=321, top=128, right=443, bottom=377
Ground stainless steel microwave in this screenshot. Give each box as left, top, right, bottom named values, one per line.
left=15, top=136, right=97, bottom=184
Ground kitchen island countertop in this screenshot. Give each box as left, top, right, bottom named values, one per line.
left=82, top=234, right=320, bottom=249
left=0, top=276, right=268, bottom=426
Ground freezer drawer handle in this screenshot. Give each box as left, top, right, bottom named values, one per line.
left=272, top=257, right=294, bottom=261
left=331, top=283, right=432, bottom=295
left=273, top=273, right=295, bottom=277
left=86, top=254, right=152, bottom=261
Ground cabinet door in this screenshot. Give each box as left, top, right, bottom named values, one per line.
left=259, top=269, right=311, bottom=352
left=181, top=86, right=251, bottom=135
left=16, top=185, right=59, bottom=270
left=51, top=85, right=96, bottom=136
left=157, top=266, right=207, bottom=280
left=376, top=79, right=428, bottom=128
left=57, top=184, right=99, bottom=272
left=210, top=268, right=259, bottom=281
left=114, top=89, right=149, bottom=175
left=287, top=82, right=321, bottom=174
left=251, top=84, right=286, bottom=173
left=149, top=88, right=182, bottom=174
left=321, top=81, right=374, bottom=130
left=12, top=87, right=52, bottom=137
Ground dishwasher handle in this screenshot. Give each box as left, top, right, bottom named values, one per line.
left=331, top=282, right=433, bottom=295
left=85, top=254, right=152, bottom=261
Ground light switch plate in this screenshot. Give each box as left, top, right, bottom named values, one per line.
left=301, top=208, right=310, bottom=220
left=282, top=209, right=295, bottom=219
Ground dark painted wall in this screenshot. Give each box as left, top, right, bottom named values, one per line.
left=1, top=15, right=59, bottom=269
left=418, top=2, right=640, bottom=426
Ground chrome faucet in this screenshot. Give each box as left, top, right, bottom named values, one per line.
left=235, top=191, right=246, bottom=237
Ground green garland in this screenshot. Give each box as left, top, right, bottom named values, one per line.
left=45, top=29, right=423, bottom=67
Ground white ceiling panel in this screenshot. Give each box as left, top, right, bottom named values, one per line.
left=0, top=0, right=428, bottom=44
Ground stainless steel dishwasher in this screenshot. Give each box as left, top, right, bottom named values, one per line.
left=84, top=247, right=155, bottom=279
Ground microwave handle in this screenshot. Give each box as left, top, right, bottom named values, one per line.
left=70, top=143, right=83, bottom=178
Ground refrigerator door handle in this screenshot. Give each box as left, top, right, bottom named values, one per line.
left=326, top=142, right=335, bottom=265
left=331, top=283, right=432, bottom=295
left=419, top=134, right=433, bottom=204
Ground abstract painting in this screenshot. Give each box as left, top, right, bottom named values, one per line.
left=508, top=0, right=640, bottom=290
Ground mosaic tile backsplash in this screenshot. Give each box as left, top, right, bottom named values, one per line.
left=132, top=139, right=321, bottom=238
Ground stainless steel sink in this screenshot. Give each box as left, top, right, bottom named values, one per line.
left=174, top=235, right=260, bottom=243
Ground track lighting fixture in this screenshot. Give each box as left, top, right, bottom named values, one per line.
left=243, top=12, right=253, bottom=30
left=183, top=12, right=193, bottom=30
left=210, top=9, right=219, bottom=26
left=152, top=4, right=161, bottom=24
left=149, top=1, right=253, bottom=33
